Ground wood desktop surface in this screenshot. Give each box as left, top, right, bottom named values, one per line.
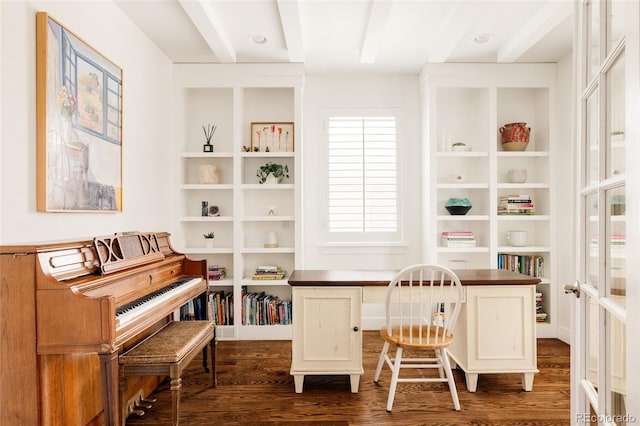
left=288, top=268, right=540, bottom=286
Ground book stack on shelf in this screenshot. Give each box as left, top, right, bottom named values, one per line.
left=498, top=195, right=535, bottom=215
left=179, top=297, right=206, bottom=321
left=536, top=290, right=548, bottom=323
left=441, top=231, right=476, bottom=248
left=208, top=291, right=233, bottom=325
left=208, top=265, right=227, bottom=281
left=241, top=287, right=292, bottom=326
left=252, top=265, right=286, bottom=280
left=497, top=253, right=544, bottom=277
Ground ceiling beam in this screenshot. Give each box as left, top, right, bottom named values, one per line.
left=277, top=0, right=305, bottom=63
left=360, top=0, right=394, bottom=63
left=497, top=0, right=572, bottom=62
left=428, top=1, right=482, bottom=63
left=178, top=0, right=236, bottom=63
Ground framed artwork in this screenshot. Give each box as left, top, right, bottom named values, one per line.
left=36, top=12, right=123, bottom=212
left=250, top=122, right=294, bottom=152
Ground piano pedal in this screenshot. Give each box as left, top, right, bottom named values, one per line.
left=129, top=408, right=145, bottom=417
left=141, top=397, right=157, bottom=404
left=135, top=399, right=153, bottom=409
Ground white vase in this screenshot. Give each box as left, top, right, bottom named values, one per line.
left=204, top=239, right=214, bottom=248
left=265, top=173, right=280, bottom=184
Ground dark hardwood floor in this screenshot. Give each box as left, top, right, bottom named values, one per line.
left=125, top=331, right=570, bottom=425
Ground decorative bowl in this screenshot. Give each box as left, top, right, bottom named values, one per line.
left=445, top=197, right=472, bottom=215
left=446, top=205, right=472, bottom=215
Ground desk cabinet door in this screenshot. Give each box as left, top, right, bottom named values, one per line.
left=291, top=287, right=362, bottom=372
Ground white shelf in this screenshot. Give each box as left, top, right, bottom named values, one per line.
left=437, top=215, right=490, bottom=221
left=180, top=216, right=234, bottom=222
left=174, top=65, right=303, bottom=340
left=497, top=246, right=551, bottom=252
left=181, top=151, right=234, bottom=158
left=242, top=215, right=295, bottom=222
left=179, top=184, right=234, bottom=190
left=423, top=64, right=556, bottom=338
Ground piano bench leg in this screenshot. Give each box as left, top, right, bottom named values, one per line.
left=169, top=376, right=182, bottom=426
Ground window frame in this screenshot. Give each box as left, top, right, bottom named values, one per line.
left=320, top=107, right=404, bottom=245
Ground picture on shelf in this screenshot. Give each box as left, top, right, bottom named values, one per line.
left=250, top=122, right=294, bottom=152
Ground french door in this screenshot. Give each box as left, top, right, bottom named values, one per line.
left=571, top=0, right=639, bottom=424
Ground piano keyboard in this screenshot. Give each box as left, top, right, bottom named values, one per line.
left=116, top=277, right=202, bottom=327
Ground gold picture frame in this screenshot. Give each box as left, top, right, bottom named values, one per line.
left=36, top=12, right=123, bottom=212
left=250, top=122, right=294, bottom=152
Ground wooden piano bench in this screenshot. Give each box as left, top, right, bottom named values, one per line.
left=119, top=320, right=216, bottom=426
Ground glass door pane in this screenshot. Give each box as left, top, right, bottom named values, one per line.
left=586, top=90, right=599, bottom=186
left=607, top=313, right=626, bottom=421
left=607, top=51, right=625, bottom=177
left=608, top=0, right=625, bottom=54
left=586, top=192, right=599, bottom=289
left=589, top=0, right=602, bottom=80
left=607, top=186, right=625, bottom=299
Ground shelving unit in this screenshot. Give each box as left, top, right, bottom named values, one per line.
left=420, top=63, right=557, bottom=338
left=173, top=64, right=304, bottom=340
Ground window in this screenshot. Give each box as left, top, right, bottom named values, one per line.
left=327, top=114, right=399, bottom=241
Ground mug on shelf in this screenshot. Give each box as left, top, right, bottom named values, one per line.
left=506, top=230, right=528, bottom=247
left=507, top=169, right=527, bottom=183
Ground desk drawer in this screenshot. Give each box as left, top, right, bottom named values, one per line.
left=362, top=286, right=466, bottom=304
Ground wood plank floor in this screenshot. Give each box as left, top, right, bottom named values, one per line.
left=125, top=331, right=570, bottom=425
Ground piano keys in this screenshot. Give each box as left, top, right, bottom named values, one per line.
left=0, top=232, right=208, bottom=426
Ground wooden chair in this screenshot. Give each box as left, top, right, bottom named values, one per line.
left=373, top=264, right=463, bottom=412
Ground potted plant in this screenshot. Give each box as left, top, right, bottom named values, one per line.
left=257, top=162, right=289, bottom=184
left=203, top=231, right=215, bottom=248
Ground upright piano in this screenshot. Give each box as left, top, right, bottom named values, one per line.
left=0, top=232, right=208, bottom=425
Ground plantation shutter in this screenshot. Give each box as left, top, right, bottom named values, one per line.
left=327, top=116, right=398, bottom=233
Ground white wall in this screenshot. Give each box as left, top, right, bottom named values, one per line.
left=0, top=1, right=174, bottom=244
left=554, top=52, right=575, bottom=343
left=302, top=73, right=423, bottom=269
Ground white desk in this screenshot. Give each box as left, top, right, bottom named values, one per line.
left=288, top=269, right=540, bottom=393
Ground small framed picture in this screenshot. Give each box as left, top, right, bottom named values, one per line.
left=250, top=122, right=294, bottom=152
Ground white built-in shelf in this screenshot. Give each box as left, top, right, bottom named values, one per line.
left=241, top=278, right=289, bottom=286
left=208, top=278, right=234, bottom=287
left=437, top=151, right=489, bottom=158
left=181, top=152, right=234, bottom=158
left=242, top=215, right=295, bottom=222
left=497, top=183, right=550, bottom=189
left=242, top=184, right=294, bottom=190
left=497, top=246, right=551, bottom=252
left=497, top=215, right=550, bottom=221
left=181, top=247, right=234, bottom=254
left=496, top=151, right=549, bottom=158
left=180, top=184, right=234, bottom=190
left=437, top=183, right=490, bottom=189
left=240, top=247, right=295, bottom=254
left=437, top=215, right=490, bottom=221
left=241, top=152, right=295, bottom=158
left=180, top=216, right=234, bottom=222
left=437, top=247, right=489, bottom=253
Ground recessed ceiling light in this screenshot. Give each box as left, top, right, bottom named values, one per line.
left=473, top=33, right=493, bottom=44
left=249, top=35, right=268, bottom=45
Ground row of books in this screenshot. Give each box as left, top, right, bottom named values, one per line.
left=498, top=194, right=535, bottom=215
left=536, top=290, right=548, bottom=323
left=208, top=265, right=227, bottom=281
left=242, top=287, right=292, bottom=325
left=209, top=291, right=233, bottom=325
left=252, top=265, right=286, bottom=280
left=441, top=231, right=476, bottom=248
left=497, top=253, right=545, bottom=278
left=179, top=297, right=207, bottom=321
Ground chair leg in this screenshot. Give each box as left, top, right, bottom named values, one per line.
left=386, top=346, right=403, bottom=412
left=439, top=348, right=460, bottom=411
left=374, top=341, right=390, bottom=383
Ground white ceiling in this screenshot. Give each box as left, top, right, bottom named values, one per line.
left=115, top=0, right=574, bottom=73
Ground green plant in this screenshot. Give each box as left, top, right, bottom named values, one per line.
left=452, top=142, right=466, bottom=146
left=203, top=231, right=215, bottom=239
left=257, top=162, right=289, bottom=184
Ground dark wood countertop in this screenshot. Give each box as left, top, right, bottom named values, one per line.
left=288, top=269, right=541, bottom=286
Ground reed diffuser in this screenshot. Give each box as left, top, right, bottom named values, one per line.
left=203, top=123, right=217, bottom=152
